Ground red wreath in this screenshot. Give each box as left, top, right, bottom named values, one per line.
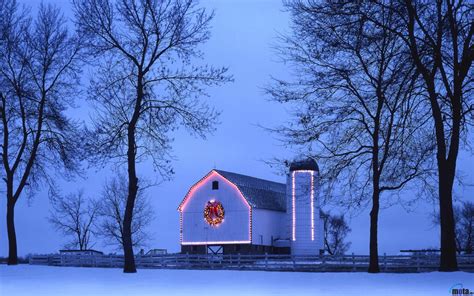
left=204, top=200, right=225, bottom=226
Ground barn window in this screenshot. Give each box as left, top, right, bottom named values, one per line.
left=212, top=181, right=219, bottom=190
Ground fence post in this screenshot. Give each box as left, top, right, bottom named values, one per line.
left=321, top=255, right=326, bottom=271
left=352, top=253, right=356, bottom=271
left=265, top=252, right=268, bottom=270
left=238, top=253, right=241, bottom=268
left=292, top=255, right=296, bottom=271
left=416, top=253, right=420, bottom=272
left=383, top=253, right=386, bottom=272
left=186, top=252, right=189, bottom=268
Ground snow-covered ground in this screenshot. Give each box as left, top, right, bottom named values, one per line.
left=1, top=265, right=472, bottom=296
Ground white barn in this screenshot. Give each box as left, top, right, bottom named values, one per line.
left=177, top=159, right=324, bottom=255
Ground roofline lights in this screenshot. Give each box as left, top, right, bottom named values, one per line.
left=181, top=240, right=251, bottom=245
left=178, top=170, right=252, bottom=243
left=310, top=171, right=315, bottom=241
left=178, top=170, right=251, bottom=212
left=292, top=171, right=296, bottom=241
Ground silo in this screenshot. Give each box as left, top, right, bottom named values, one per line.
left=287, top=158, right=322, bottom=255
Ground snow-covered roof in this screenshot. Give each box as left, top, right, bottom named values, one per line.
left=214, top=170, right=286, bottom=212
left=178, top=169, right=287, bottom=212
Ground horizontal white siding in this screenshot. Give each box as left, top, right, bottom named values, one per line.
left=251, top=209, right=287, bottom=246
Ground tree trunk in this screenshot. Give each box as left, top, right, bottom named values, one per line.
left=438, top=161, right=458, bottom=271
left=123, top=126, right=138, bottom=273
left=368, top=189, right=380, bottom=273
left=369, top=94, right=382, bottom=273
left=403, top=0, right=464, bottom=270
left=7, top=197, right=18, bottom=265
left=122, top=74, right=144, bottom=273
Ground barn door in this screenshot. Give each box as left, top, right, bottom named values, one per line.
left=207, top=245, right=223, bottom=255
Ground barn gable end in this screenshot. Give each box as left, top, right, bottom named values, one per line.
left=178, top=170, right=252, bottom=213
left=178, top=170, right=252, bottom=246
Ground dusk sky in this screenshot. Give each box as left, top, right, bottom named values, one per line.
left=1, top=0, right=473, bottom=257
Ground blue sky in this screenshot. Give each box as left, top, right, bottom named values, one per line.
left=1, top=0, right=473, bottom=257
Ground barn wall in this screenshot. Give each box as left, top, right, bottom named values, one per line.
left=180, top=172, right=250, bottom=244
left=251, top=209, right=287, bottom=246
left=317, top=216, right=324, bottom=249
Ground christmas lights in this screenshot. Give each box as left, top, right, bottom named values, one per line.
left=292, top=171, right=296, bottom=241
left=178, top=170, right=252, bottom=244
left=179, top=212, right=183, bottom=242
left=292, top=170, right=316, bottom=242
left=181, top=240, right=251, bottom=245
left=310, top=171, right=315, bottom=241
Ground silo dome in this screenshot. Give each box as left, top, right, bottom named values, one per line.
left=289, top=158, right=319, bottom=172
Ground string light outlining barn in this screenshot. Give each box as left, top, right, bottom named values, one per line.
left=177, top=159, right=324, bottom=255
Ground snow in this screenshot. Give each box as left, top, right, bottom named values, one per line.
left=1, top=265, right=473, bottom=296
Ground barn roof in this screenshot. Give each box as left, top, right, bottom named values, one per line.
left=214, top=170, right=287, bottom=212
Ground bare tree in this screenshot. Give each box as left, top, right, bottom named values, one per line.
left=458, top=202, right=474, bottom=254
left=321, top=211, right=351, bottom=255
left=434, top=201, right=474, bottom=254
left=0, top=0, right=82, bottom=265
left=363, top=0, right=474, bottom=272
left=267, top=1, right=435, bottom=272
left=98, top=174, right=154, bottom=251
left=49, top=190, right=99, bottom=250
left=73, top=0, right=231, bottom=272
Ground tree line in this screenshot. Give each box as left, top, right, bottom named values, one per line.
left=48, top=174, right=154, bottom=252
left=1, top=0, right=231, bottom=273
left=267, top=0, right=473, bottom=272
left=1, top=0, right=472, bottom=274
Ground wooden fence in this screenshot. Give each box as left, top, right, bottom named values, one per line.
left=28, top=253, right=474, bottom=272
